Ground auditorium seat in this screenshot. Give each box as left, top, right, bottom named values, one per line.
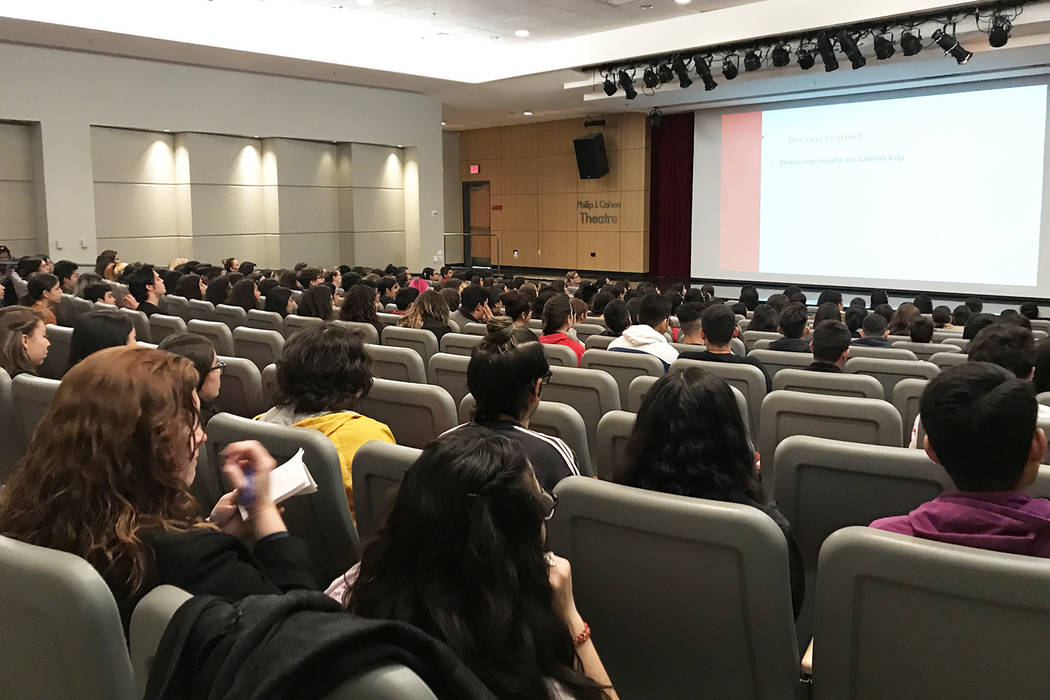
left=283, top=314, right=324, bottom=338
left=351, top=441, right=421, bottom=540
left=628, top=375, right=754, bottom=451
left=772, top=367, right=883, bottom=400
left=462, top=321, right=487, bottom=336
left=541, top=366, right=620, bottom=457
left=186, top=319, right=235, bottom=356
left=742, top=330, right=782, bottom=352
left=381, top=325, right=439, bottom=366
left=528, top=318, right=544, bottom=332
left=211, top=356, right=266, bottom=418
left=458, top=394, right=593, bottom=477
left=1026, top=465, right=1050, bottom=499
left=233, top=327, right=285, bottom=372
left=335, top=319, right=380, bottom=345
left=885, top=334, right=911, bottom=344
left=594, top=410, right=635, bottom=480
left=158, top=294, right=190, bottom=322
left=356, top=378, right=457, bottom=449
left=377, top=312, right=401, bottom=326
left=0, top=535, right=136, bottom=699
left=814, top=527, right=1050, bottom=699
left=843, top=357, right=939, bottom=398
left=891, top=340, right=954, bottom=362
left=750, top=338, right=776, bottom=351
left=204, top=413, right=359, bottom=583
left=0, top=368, right=26, bottom=483
left=542, top=343, right=579, bottom=367
left=581, top=348, right=665, bottom=408
left=148, top=314, right=187, bottom=345
left=748, top=349, right=815, bottom=377
left=426, top=352, right=470, bottom=406
left=120, top=308, right=152, bottom=343
left=11, top=373, right=59, bottom=445
left=129, top=585, right=191, bottom=698
left=214, top=304, right=248, bottom=331
left=584, top=334, right=615, bottom=350
left=547, top=477, right=799, bottom=700
left=930, top=351, right=969, bottom=370
left=672, top=357, right=765, bottom=439
left=364, top=343, right=427, bottom=384
left=246, top=309, right=285, bottom=334
left=187, top=299, right=216, bottom=322
left=438, top=332, right=482, bottom=357
left=1038, top=390, right=1050, bottom=408
left=845, top=345, right=917, bottom=361
left=773, top=435, right=952, bottom=645
left=585, top=316, right=608, bottom=328
left=384, top=302, right=397, bottom=313
left=261, top=362, right=277, bottom=406
left=57, top=293, right=93, bottom=327
left=759, top=391, right=903, bottom=499
left=891, top=378, right=928, bottom=443
left=940, top=337, right=970, bottom=350
left=39, top=324, right=72, bottom=380
left=1030, top=319, right=1050, bottom=334
left=573, top=323, right=606, bottom=345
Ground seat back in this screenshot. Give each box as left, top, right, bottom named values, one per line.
left=1028, top=465, right=1050, bottom=499
left=283, top=314, right=324, bottom=339
left=129, top=585, right=192, bottom=699
left=748, top=349, right=814, bottom=377
left=547, top=477, right=799, bottom=700
left=381, top=325, right=439, bottom=367
left=365, top=343, right=427, bottom=384
left=186, top=319, right=235, bottom=356
left=214, top=304, right=248, bottom=331
left=627, top=374, right=753, bottom=450
left=204, top=413, right=359, bottom=582
left=541, top=366, right=621, bottom=457
left=772, top=368, right=884, bottom=400
left=581, top=349, right=665, bottom=408
left=891, top=378, right=928, bottom=444
left=741, top=330, right=782, bottom=351
left=759, top=390, right=903, bottom=499
left=158, top=294, right=190, bottom=321
left=0, top=368, right=25, bottom=482
left=931, top=351, right=968, bottom=369
left=1039, top=390, right=1050, bottom=408
left=462, top=321, right=488, bottom=336
left=844, top=357, right=940, bottom=398
left=940, top=337, right=970, bottom=349
left=324, top=666, right=441, bottom=699
left=187, top=298, right=216, bottom=322
left=845, top=345, right=917, bottom=361
left=542, top=342, right=579, bottom=367
left=438, top=331, right=482, bottom=357
left=336, top=320, right=380, bottom=345
left=932, top=329, right=963, bottom=343
left=39, top=324, right=72, bottom=379
left=584, top=334, right=615, bottom=350
left=426, top=352, right=471, bottom=406
left=233, top=327, right=285, bottom=372
left=56, top=293, right=89, bottom=326
left=814, top=527, right=1050, bottom=700
left=892, top=340, right=954, bottom=362
left=246, top=309, right=285, bottom=334
left=574, top=323, right=606, bottom=345
left=377, top=312, right=401, bottom=326
left=261, top=363, right=277, bottom=406
left=357, top=378, right=457, bottom=449
left=11, top=373, right=60, bottom=445
left=585, top=315, right=608, bottom=328
left=351, top=441, right=422, bottom=540
left=0, top=535, right=136, bottom=700
left=148, top=314, right=187, bottom=345
left=594, top=410, right=636, bottom=480
left=671, top=357, right=765, bottom=439
left=119, top=308, right=152, bottom=343
left=212, top=356, right=266, bottom=418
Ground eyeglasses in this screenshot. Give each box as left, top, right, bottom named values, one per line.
left=209, top=361, right=227, bottom=375
left=541, top=490, right=558, bottom=521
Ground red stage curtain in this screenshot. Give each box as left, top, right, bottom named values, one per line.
left=649, top=112, right=694, bottom=278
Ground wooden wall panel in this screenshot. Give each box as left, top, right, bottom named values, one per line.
left=537, top=120, right=581, bottom=156
left=500, top=124, right=538, bottom=159
left=502, top=156, right=538, bottom=195
left=620, top=231, right=647, bottom=273
left=538, top=154, right=579, bottom=194
left=578, top=231, right=620, bottom=271
left=460, top=128, right=501, bottom=161
left=461, top=159, right=502, bottom=196
left=538, top=193, right=577, bottom=232
left=499, top=194, right=538, bottom=231
left=539, top=231, right=578, bottom=269
left=499, top=230, right=538, bottom=267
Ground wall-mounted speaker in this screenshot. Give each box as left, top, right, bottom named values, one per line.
left=573, top=133, right=609, bottom=180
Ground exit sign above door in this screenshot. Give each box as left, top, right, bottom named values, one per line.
left=469, top=163, right=480, bottom=174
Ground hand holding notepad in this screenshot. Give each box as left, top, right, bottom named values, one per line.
left=238, top=447, right=318, bottom=520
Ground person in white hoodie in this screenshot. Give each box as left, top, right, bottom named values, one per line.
left=608, top=293, right=678, bottom=370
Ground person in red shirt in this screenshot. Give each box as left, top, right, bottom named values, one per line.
left=538, top=294, right=585, bottom=366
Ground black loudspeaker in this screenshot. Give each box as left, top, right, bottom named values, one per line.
left=573, top=133, right=609, bottom=179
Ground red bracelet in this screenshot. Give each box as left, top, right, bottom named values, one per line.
left=573, top=622, right=591, bottom=647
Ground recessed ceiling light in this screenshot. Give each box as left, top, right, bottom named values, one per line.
left=523, top=111, right=533, bottom=116
left=397, top=144, right=403, bottom=148
left=674, top=0, right=691, bottom=4
left=515, top=29, right=530, bottom=38
left=441, top=120, right=447, bottom=125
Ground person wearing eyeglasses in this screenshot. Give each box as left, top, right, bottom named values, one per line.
left=158, top=333, right=225, bottom=425
left=444, top=316, right=581, bottom=493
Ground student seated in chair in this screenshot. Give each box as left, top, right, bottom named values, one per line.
left=910, top=316, right=935, bottom=343
left=600, top=299, right=631, bottom=338
left=851, top=311, right=893, bottom=347
left=450, top=284, right=493, bottom=331
left=538, top=294, right=585, bottom=367
left=675, top=302, right=704, bottom=345
left=680, top=304, right=772, bottom=392
left=128, top=264, right=165, bottom=317
left=808, top=320, right=850, bottom=373
left=767, top=302, right=811, bottom=353
left=872, top=362, right=1050, bottom=557
left=608, top=293, right=678, bottom=370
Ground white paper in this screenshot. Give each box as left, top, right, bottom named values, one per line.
left=238, top=447, right=318, bottom=519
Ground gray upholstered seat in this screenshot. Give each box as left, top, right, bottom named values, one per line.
left=186, top=319, right=235, bottom=356
left=148, top=313, right=187, bottom=345
left=39, top=324, right=72, bottom=379
left=351, top=440, right=422, bottom=540
left=356, top=378, right=457, bottom=448
left=584, top=334, right=615, bottom=350
left=542, top=342, right=579, bottom=367
left=283, top=314, right=325, bottom=338
left=772, top=368, right=884, bottom=400
left=233, top=326, right=285, bottom=372
left=120, top=307, right=152, bottom=343
left=11, top=373, right=60, bottom=445
left=741, top=330, right=782, bottom=351
left=0, top=368, right=26, bottom=482
left=930, top=351, right=969, bottom=369
left=158, top=294, right=190, bottom=322
left=540, top=366, right=620, bottom=458
left=364, top=343, right=427, bottom=384
left=891, top=378, right=928, bottom=443
left=844, top=345, right=917, bottom=361
left=211, top=355, right=266, bottom=418
left=129, top=585, right=192, bottom=698
left=335, top=319, right=380, bottom=345
left=426, top=352, right=471, bottom=406
left=462, top=322, right=488, bottom=336
left=843, top=356, right=939, bottom=398
left=247, top=309, right=285, bottom=334
left=261, top=362, right=277, bottom=407
left=187, top=298, right=216, bottom=322
left=382, top=325, right=439, bottom=366
left=437, top=332, right=481, bottom=357
left=573, top=323, right=606, bottom=345
left=594, top=410, right=635, bottom=481
left=214, top=304, right=248, bottom=331
left=892, top=340, right=956, bottom=362
left=940, top=337, right=970, bottom=349
left=748, top=348, right=815, bottom=377
left=581, top=348, right=665, bottom=408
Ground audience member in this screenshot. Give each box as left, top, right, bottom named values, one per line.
left=0, top=306, right=48, bottom=376
left=768, top=302, right=810, bottom=352
left=222, top=257, right=239, bottom=273
left=952, top=304, right=972, bottom=328
left=127, top=265, right=165, bottom=317
left=258, top=324, right=394, bottom=511
left=224, top=279, right=259, bottom=315
left=1020, top=301, right=1040, bottom=320
left=887, top=302, right=920, bottom=335
left=451, top=284, right=493, bottom=330
left=67, top=310, right=135, bottom=372
left=852, top=313, right=892, bottom=347
left=680, top=304, right=771, bottom=392
left=617, top=367, right=803, bottom=618
left=339, top=284, right=384, bottom=336
left=394, top=286, right=419, bottom=313
left=870, top=290, right=889, bottom=308
left=965, top=296, right=984, bottom=313
left=278, top=270, right=300, bottom=290
left=1034, top=337, right=1050, bottom=394
left=626, top=297, right=641, bottom=326
left=766, top=293, right=789, bottom=313
left=297, top=267, right=323, bottom=289
left=564, top=270, right=583, bottom=288
left=82, top=283, right=116, bottom=305
left=239, top=261, right=257, bottom=276
left=813, top=302, right=841, bottom=324
left=157, top=332, right=223, bottom=420
left=963, top=313, right=997, bottom=340
left=871, top=363, right=1050, bottom=557
left=967, top=323, right=1038, bottom=383
left=0, top=346, right=318, bottom=628
left=608, top=293, right=678, bottom=369
left=816, top=290, right=842, bottom=310
left=590, top=290, right=614, bottom=316
left=174, top=273, right=206, bottom=301
left=94, top=249, right=118, bottom=277
left=910, top=317, right=935, bottom=343
left=397, top=289, right=453, bottom=341
left=439, top=286, right=460, bottom=314
left=204, top=277, right=232, bottom=307
left=675, top=302, right=703, bottom=345
left=53, top=260, right=79, bottom=293
left=739, top=285, right=760, bottom=311
left=570, top=297, right=589, bottom=328
left=932, top=305, right=953, bottom=329
left=747, top=303, right=779, bottom=332
left=21, top=272, right=60, bottom=324
left=601, top=299, right=631, bottom=338
left=539, top=294, right=585, bottom=366
left=844, top=307, right=866, bottom=338
left=809, top=320, right=851, bottom=372
left=73, top=272, right=103, bottom=298
left=264, top=286, right=295, bottom=318
left=913, top=293, right=934, bottom=314
left=500, top=289, right=533, bottom=329
left=377, top=277, right=399, bottom=308
left=874, top=303, right=894, bottom=323
left=296, top=285, right=334, bottom=321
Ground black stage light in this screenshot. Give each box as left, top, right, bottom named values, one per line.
left=817, top=31, right=839, bottom=72
left=933, top=28, right=972, bottom=64
left=743, top=49, right=762, bottom=72
left=643, top=66, right=660, bottom=89
left=797, top=47, right=815, bottom=70
left=617, top=69, right=638, bottom=99
left=647, top=108, right=662, bottom=128
left=873, top=33, right=895, bottom=60
left=657, top=62, right=674, bottom=83
left=722, top=56, right=739, bottom=80
left=771, top=43, right=791, bottom=67
left=836, top=30, right=866, bottom=69
left=901, top=30, right=923, bottom=56
left=602, top=75, right=617, bottom=96
left=694, top=54, right=718, bottom=91
left=989, top=14, right=1012, bottom=48
left=672, top=55, right=693, bottom=89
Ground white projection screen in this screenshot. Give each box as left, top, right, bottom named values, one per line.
left=691, top=78, right=1050, bottom=298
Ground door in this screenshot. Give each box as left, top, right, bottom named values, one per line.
left=463, top=182, right=491, bottom=266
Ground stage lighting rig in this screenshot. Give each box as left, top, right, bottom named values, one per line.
left=933, top=27, right=973, bottom=64
left=657, top=62, right=674, bottom=83
left=743, top=49, right=762, bottom=72
left=694, top=54, right=718, bottom=91
left=642, top=66, right=660, bottom=89
left=617, top=69, right=638, bottom=99
left=816, top=32, right=839, bottom=72
left=722, top=55, right=739, bottom=80
left=900, top=30, right=923, bottom=56
left=988, top=14, right=1012, bottom=47
left=836, top=30, right=867, bottom=69
left=873, top=33, right=896, bottom=59
left=602, top=74, right=617, bottom=96
left=797, top=46, right=815, bottom=70
left=671, top=55, right=693, bottom=89
left=771, top=43, right=791, bottom=67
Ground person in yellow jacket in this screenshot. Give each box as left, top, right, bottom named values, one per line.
left=257, top=323, right=394, bottom=513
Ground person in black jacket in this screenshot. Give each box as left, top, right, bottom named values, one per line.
left=615, top=366, right=805, bottom=619
left=0, top=345, right=317, bottom=630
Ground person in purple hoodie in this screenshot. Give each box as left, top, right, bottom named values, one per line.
left=871, top=362, right=1050, bottom=556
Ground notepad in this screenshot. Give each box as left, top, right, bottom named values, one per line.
left=239, top=448, right=318, bottom=520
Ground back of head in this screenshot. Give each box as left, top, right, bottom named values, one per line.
left=500, top=290, right=530, bottom=322
left=469, top=317, right=548, bottom=422
left=82, top=283, right=112, bottom=304
left=817, top=290, right=842, bottom=307
left=844, top=307, right=866, bottom=336
left=1020, top=302, right=1040, bottom=320
left=965, top=296, right=984, bottom=313
left=340, top=284, right=379, bottom=325
left=157, top=332, right=215, bottom=390
left=296, top=284, right=333, bottom=320
left=204, top=277, right=231, bottom=306
left=275, top=323, right=372, bottom=413
left=849, top=297, right=867, bottom=310
left=264, top=286, right=293, bottom=317
left=395, top=287, right=419, bottom=311
left=874, top=303, right=894, bottom=322
left=748, top=303, right=779, bottom=332
left=952, top=304, right=972, bottom=327
left=541, top=294, right=572, bottom=335
left=68, top=310, right=133, bottom=371
left=739, top=287, right=759, bottom=310
left=619, top=367, right=759, bottom=502
left=228, top=279, right=258, bottom=313
left=910, top=317, right=934, bottom=343
left=963, top=313, right=997, bottom=340
left=438, top=287, right=460, bottom=313
left=968, top=322, right=1035, bottom=379
left=73, top=272, right=103, bottom=297
left=812, top=320, right=850, bottom=363
left=569, top=296, right=589, bottom=324
left=53, top=260, right=78, bottom=288
left=400, top=289, right=449, bottom=328
left=862, top=312, right=887, bottom=337
left=700, top=303, right=736, bottom=345
left=626, top=297, right=642, bottom=325
left=676, top=302, right=703, bottom=336
left=296, top=267, right=321, bottom=288
left=932, top=305, right=952, bottom=327
left=24, top=272, right=58, bottom=305
left=871, top=290, right=889, bottom=308
left=574, top=283, right=598, bottom=305
left=777, top=302, right=808, bottom=339
left=921, top=362, right=1036, bottom=491
left=175, top=273, right=203, bottom=300
left=888, top=302, right=920, bottom=334
left=603, top=299, right=631, bottom=336
left=460, top=284, right=489, bottom=315
left=258, top=278, right=279, bottom=298
left=814, top=302, right=841, bottom=323
left=913, top=294, right=934, bottom=314
left=0, top=306, right=44, bottom=376
left=128, top=265, right=156, bottom=303
left=766, top=293, right=789, bottom=312
left=638, top=293, right=671, bottom=329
